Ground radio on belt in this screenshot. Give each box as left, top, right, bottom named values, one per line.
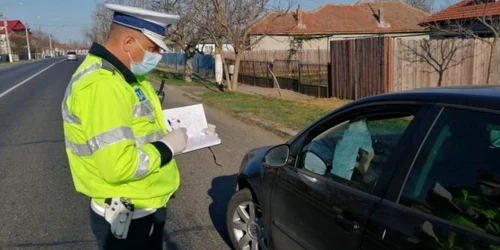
left=104, top=197, right=135, bottom=239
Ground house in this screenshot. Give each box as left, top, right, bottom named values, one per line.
left=249, top=0, right=430, bottom=50
left=162, top=39, right=234, bottom=54
left=195, top=43, right=234, bottom=54
left=419, top=0, right=500, bottom=38
left=0, top=20, right=27, bottom=54
left=77, top=47, right=90, bottom=56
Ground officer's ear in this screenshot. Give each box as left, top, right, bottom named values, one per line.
left=123, top=36, right=136, bottom=53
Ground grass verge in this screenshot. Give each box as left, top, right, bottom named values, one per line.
left=153, top=71, right=350, bottom=134
left=196, top=91, right=349, bottom=131
left=149, top=69, right=204, bottom=87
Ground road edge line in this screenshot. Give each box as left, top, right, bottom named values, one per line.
left=0, top=59, right=65, bottom=100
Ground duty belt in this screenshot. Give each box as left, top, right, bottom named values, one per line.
left=90, top=199, right=156, bottom=219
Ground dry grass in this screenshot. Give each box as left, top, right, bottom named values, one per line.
left=296, top=98, right=352, bottom=111
left=196, top=91, right=350, bottom=131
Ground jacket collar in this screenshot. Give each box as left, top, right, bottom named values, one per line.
left=89, top=42, right=137, bottom=84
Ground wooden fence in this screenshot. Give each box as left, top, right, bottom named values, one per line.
left=222, top=37, right=499, bottom=100
left=223, top=49, right=330, bottom=64
left=330, top=37, right=498, bottom=98
left=391, top=38, right=494, bottom=92
left=330, top=37, right=388, bottom=99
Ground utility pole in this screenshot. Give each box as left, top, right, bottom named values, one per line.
left=2, top=11, right=12, bottom=63
left=25, top=22, right=31, bottom=60
left=49, top=34, right=53, bottom=57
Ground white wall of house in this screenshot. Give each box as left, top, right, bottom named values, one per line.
left=196, top=43, right=234, bottom=54
left=250, top=33, right=429, bottom=50
left=0, top=34, right=7, bottom=54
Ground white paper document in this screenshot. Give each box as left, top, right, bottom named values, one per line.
left=162, top=104, right=221, bottom=154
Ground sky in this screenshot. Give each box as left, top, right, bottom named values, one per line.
left=3, top=0, right=94, bottom=44
left=3, top=0, right=456, bottom=44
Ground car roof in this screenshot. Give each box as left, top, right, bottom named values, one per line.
left=347, top=85, right=500, bottom=111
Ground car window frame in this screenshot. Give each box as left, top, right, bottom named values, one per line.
left=388, top=104, right=500, bottom=203
left=378, top=104, right=500, bottom=244
left=288, top=101, right=434, bottom=198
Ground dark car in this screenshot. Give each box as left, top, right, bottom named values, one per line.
left=226, top=85, right=500, bottom=250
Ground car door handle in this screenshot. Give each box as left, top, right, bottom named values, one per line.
left=335, top=214, right=360, bottom=231
left=332, top=207, right=359, bottom=232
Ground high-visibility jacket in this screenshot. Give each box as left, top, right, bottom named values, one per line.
left=62, top=51, right=179, bottom=209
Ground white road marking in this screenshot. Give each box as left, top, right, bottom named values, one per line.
left=0, top=59, right=65, bottom=100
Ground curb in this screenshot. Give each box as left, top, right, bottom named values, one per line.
left=182, top=90, right=298, bottom=138
left=235, top=114, right=299, bottom=138
left=183, top=92, right=202, bottom=101
left=0, top=58, right=52, bottom=69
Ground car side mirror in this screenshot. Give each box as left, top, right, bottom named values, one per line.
left=264, top=144, right=290, bottom=167
left=303, top=151, right=327, bottom=175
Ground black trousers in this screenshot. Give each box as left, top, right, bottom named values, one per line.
left=89, top=206, right=167, bottom=250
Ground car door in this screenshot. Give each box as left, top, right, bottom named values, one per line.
left=269, top=103, right=431, bottom=250
left=362, top=106, right=500, bottom=250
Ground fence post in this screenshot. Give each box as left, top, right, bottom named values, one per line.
left=328, top=62, right=332, bottom=98
left=298, top=63, right=301, bottom=94
left=318, top=46, right=321, bottom=98
left=253, top=61, right=256, bottom=86
left=318, top=70, right=321, bottom=98
left=318, top=66, right=321, bottom=98
left=267, top=62, right=272, bottom=88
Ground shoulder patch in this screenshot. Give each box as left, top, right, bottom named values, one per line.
left=135, top=88, right=146, bottom=102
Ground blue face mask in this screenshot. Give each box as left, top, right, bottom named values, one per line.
left=128, top=39, right=162, bottom=76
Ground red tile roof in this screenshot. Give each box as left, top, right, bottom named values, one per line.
left=250, top=2, right=430, bottom=35
left=421, top=0, right=500, bottom=24
left=0, top=20, right=26, bottom=34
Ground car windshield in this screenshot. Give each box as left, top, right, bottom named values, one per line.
left=68, top=52, right=76, bottom=55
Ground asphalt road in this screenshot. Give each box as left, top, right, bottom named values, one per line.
left=0, top=58, right=285, bottom=249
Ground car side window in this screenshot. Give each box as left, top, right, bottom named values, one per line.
left=400, top=107, right=500, bottom=241
left=298, top=112, right=415, bottom=194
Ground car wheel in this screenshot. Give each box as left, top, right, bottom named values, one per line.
left=227, top=188, right=268, bottom=250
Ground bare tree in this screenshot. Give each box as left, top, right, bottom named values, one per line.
left=85, top=2, right=112, bottom=44
left=425, top=1, right=500, bottom=84
left=463, top=2, right=500, bottom=84
left=404, top=0, right=434, bottom=13
left=399, top=38, right=472, bottom=87
left=153, top=0, right=207, bottom=82
left=85, top=0, right=147, bottom=45
left=9, top=33, right=30, bottom=54
left=191, top=0, right=231, bottom=90
left=30, top=28, right=50, bottom=55
left=209, top=0, right=293, bottom=91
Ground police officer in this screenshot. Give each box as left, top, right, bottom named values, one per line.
left=62, top=4, right=195, bottom=249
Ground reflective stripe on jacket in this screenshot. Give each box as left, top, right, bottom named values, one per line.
left=62, top=53, right=179, bottom=209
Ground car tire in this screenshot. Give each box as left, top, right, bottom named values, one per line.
left=227, top=188, right=268, bottom=250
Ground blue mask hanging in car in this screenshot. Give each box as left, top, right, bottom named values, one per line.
left=490, top=129, right=500, bottom=149
left=128, top=38, right=162, bottom=76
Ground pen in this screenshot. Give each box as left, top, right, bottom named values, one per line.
left=167, top=119, right=173, bottom=131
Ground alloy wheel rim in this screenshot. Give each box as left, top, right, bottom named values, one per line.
left=231, top=201, right=268, bottom=250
